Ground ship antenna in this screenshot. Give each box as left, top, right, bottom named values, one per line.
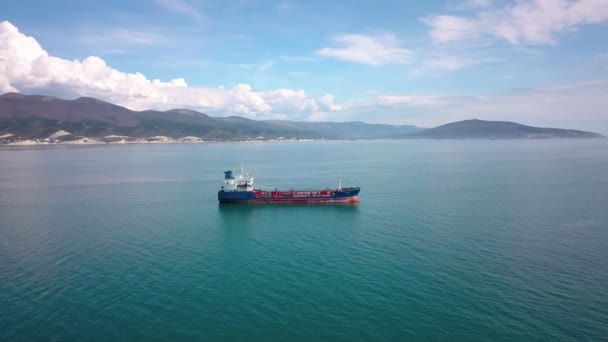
left=338, top=174, right=342, bottom=190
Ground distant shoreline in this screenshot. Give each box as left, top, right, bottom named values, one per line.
left=0, top=137, right=319, bottom=146
left=3, top=93, right=604, bottom=142
left=1, top=136, right=605, bottom=147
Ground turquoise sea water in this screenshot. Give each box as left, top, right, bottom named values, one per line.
left=1, top=140, right=607, bottom=340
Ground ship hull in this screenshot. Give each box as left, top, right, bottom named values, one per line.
left=218, top=187, right=360, bottom=204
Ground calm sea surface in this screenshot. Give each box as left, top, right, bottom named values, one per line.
left=1, top=140, right=607, bottom=340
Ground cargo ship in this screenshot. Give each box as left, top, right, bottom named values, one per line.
left=218, top=168, right=360, bottom=204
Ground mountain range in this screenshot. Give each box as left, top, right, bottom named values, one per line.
left=0, top=93, right=420, bottom=141
left=398, top=119, right=604, bottom=139
left=0, top=93, right=603, bottom=142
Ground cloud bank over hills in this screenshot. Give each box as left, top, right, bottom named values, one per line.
left=1, top=12, right=607, bottom=133
left=0, top=21, right=341, bottom=120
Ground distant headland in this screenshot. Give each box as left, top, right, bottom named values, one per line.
left=394, top=119, right=604, bottom=140
left=0, top=93, right=603, bottom=145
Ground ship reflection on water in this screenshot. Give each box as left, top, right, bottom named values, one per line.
left=216, top=203, right=361, bottom=255
left=217, top=202, right=360, bottom=228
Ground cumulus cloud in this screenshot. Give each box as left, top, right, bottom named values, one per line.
left=0, top=21, right=341, bottom=119
left=1, top=21, right=606, bottom=133
left=424, top=0, right=608, bottom=45
left=316, top=32, right=414, bottom=65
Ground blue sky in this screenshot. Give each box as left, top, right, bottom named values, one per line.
left=1, top=0, right=607, bottom=132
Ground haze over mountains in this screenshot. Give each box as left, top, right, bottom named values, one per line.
left=0, top=93, right=603, bottom=143
left=0, top=93, right=420, bottom=141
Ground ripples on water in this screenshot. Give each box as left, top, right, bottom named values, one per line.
left=1, top=140, right=607, bottom=340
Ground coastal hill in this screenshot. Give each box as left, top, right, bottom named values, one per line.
left=0, top=93, right=603, bottom=142
left=264, top=120, right=421, bottom=139
left=0, top=93, right=420, bottom=141
left=399, top=119, right=604, bottom=139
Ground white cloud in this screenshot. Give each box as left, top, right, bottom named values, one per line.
left=155, top=0, right=204, bottom=23
left=309, top=80, right=608, bottom=134
left=0, top=21, right=341, bottom=119
left=73, top=29, right=171, bottom=55
left=426, top=56, right=472, bottom=70
left=465, top=0, right=493, bottom=8
left=425, top=0, right=608, bottom=45
left=316, top=32, right=414, bottom=65
left=452, top=0, right=494, bottom=11
left=596, top=53, right=608, bottom=69
left=423, top=15, right=480, bottom=43
left=376, top=95, right=448, bottom=107
left=237, top=61, right=274, bottom=73
left=1, top=21, right=607, bottom=133
left=78, top=29, right=168, bottom=47
left=408, top=43, right=497, bottom=76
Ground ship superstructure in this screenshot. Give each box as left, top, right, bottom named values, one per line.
left=218, top=168, right=360, bottom=204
